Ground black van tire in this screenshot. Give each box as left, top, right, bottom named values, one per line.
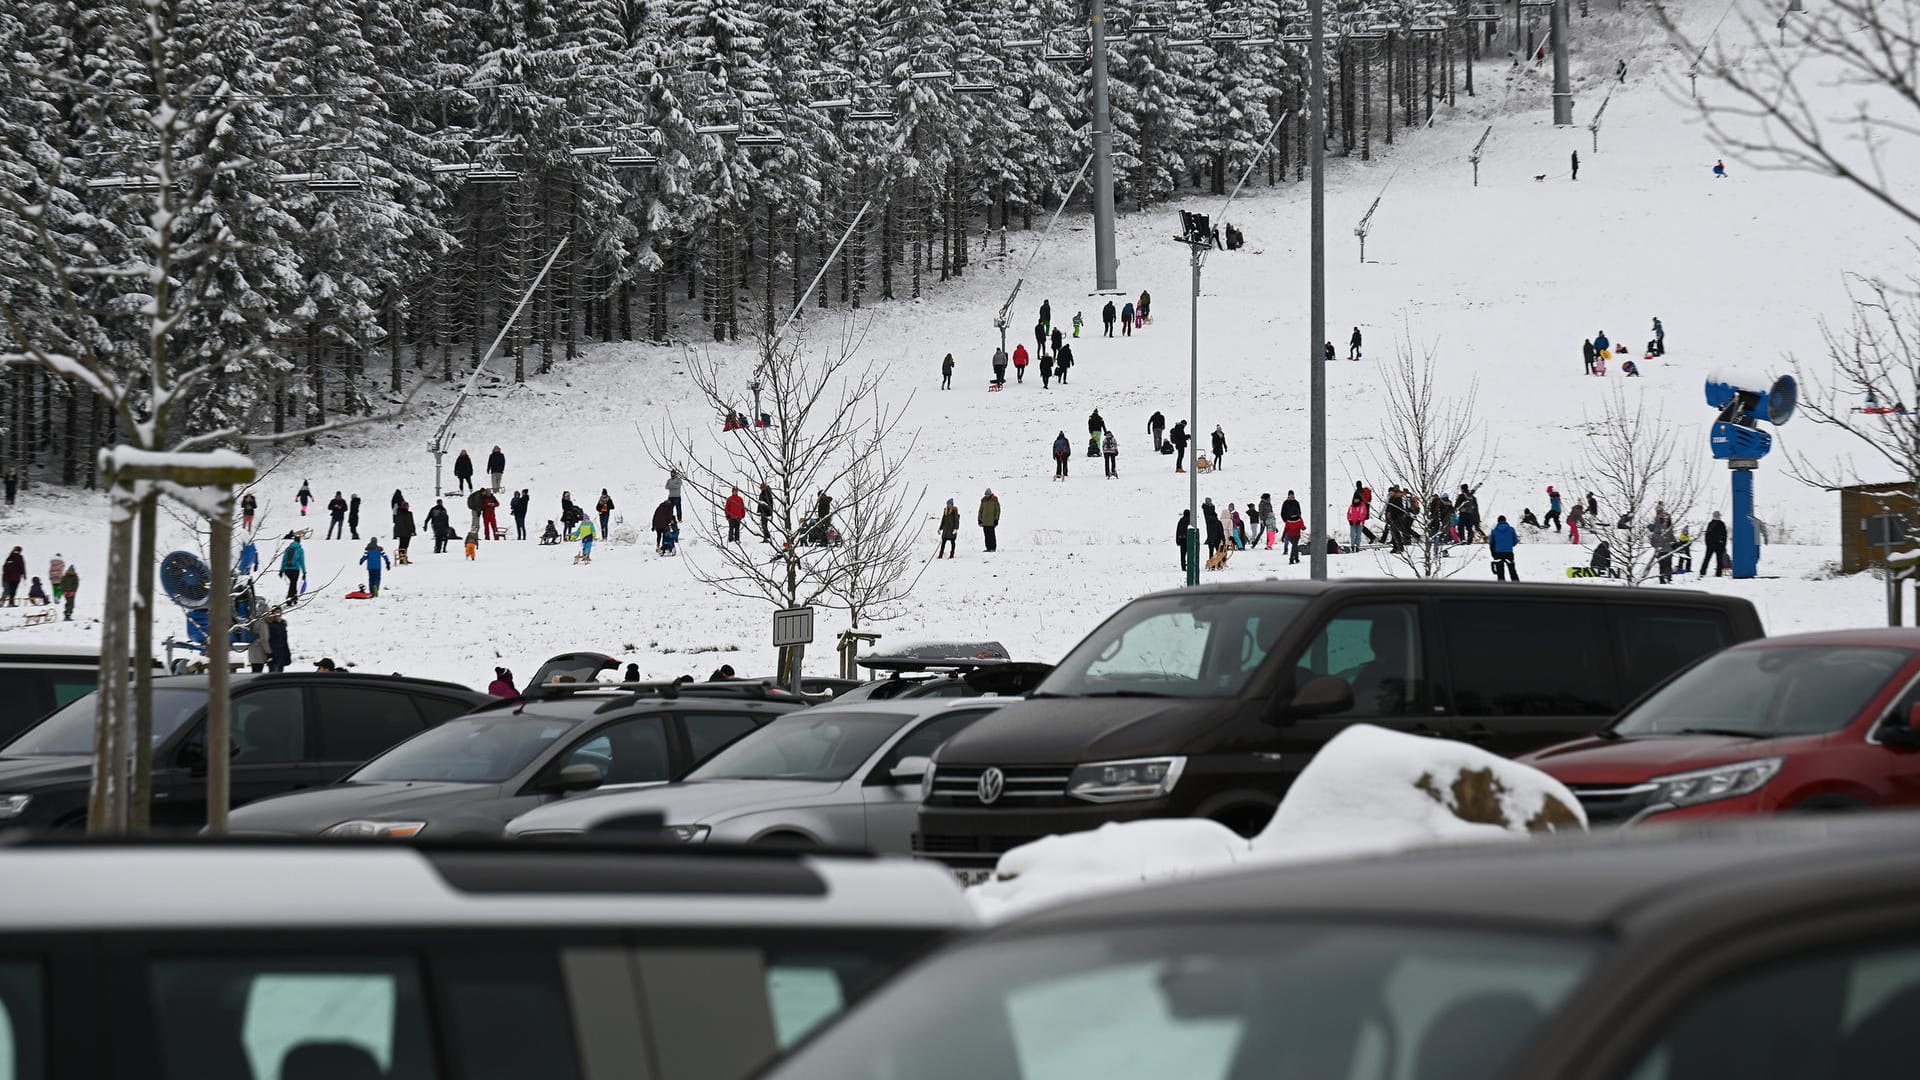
left=1196, top=795, right=1280, bottom=839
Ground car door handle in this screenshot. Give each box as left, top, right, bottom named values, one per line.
left=1409, top=724, right=1441, bottom=737
left=1462, top=724, right=1495, bottom=741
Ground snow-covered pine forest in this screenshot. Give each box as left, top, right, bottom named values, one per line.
left=3, top=0, right=1495, bottom=486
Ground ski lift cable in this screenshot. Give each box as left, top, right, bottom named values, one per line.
left=994, top=151, right=1095, bottom=334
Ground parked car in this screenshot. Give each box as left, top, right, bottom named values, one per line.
left=0, top=673, right=487, bottom=830
left=760, top=813, right=1920, bottom=1080
left=916, top=580, right=1762, bottom=874
left=227, top=681, right=807, bottom=838
left=0, top=835, right=973, bottom=1080
left=0, top=645, right=162, bottom=744
left=1523, top=628, right=1920, bottom=825
left=509, top=699, right=1009, bottom=852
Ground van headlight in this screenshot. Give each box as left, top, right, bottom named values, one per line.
left=323, top=820, right=426, bottom=839
left=660, top=824, right=710, bottom=843
left=1068, top=758, right=1186, bottom=803
left=0, top=795, right=31, bottom=819
left=1649, top=758, right=1782, bottom=808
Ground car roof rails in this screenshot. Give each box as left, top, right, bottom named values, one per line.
left=518, top=678, right=826, bottom=713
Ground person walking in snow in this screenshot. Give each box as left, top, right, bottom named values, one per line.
left=359, top=540, right=391, bottom=597
left=758, top=481, right=773, bottom=541
left=1034, top=319, right=1047, bottom=361
left=559, top=492, right=583, bottom=532
left=1072, top=311, right=1084, bottom=338
left=1039, top=351, right=1054, bottom=388
left=487, top=446, right=506, bottom=492
left=425, top=500, right=452, bottom=554
left=296, top=480, right=313, bottom=517
left=1148, top=410, right=1166, bottom=452
left=241, top=493, right=257, bottom=532
left=1210, top=425, right=1228, bottom=470
left=348, top=494, right=362, bottom=540
left=992, top=345, right=1008, bottom=386
left=510, top=490, right=529, bottom=540
left=1651, top=317, right=1665, bottom=356
left=464, top=528, right=480, bottom=560
left=596, top=489, right=615, bottom=539
left=1039, top=299, right=1052, bottom=337
left=1177, top=510, right=1194, bottom=572
left=479, top=490, right=501, bottom=540
left=1138, top=290, right=1152, bottom=324
left=1103, top=428, right=1119, bottom=477
left=1014, top=343, right=1030, bottom=383
left=46, top=554, right=64, bottom=601
left=666, top=468, right=684, bottom=521
left=280, top=534, right=307, bottom=602
left=941, top=353, right=954, bottom=389
left=1566, top=500, right=1585, bottom=545
left=1009, top=343, right=1028, bottom=386
left=392, top=502, right=417, bottom=563
left=325, top=492, right=348, bottom=539
left=1489, top=516, right=1519, bottom=581
left=1052, top=431, right=1072, bottom=479
left=1349, top=326, right=1362, bottom=360
left=1583, top=338, right=1597, bottom=375
left=1051, top=325, right=1064, bottom=356
left=978, top=489, right=1001, bottom=552
left=1120, top=300, right=1135, bottom=337
left=724, top=487, right=746, bottom=543
left=1455, top=484, right=1485, bottom=543
left=1346, top=492, right=1368, bottom=550
left=1203, top=499, right=1226, bottom=557
left=651, top=499, right=675, bottom=553
left=1594, top=330, right=1611, bottom=355
left=1571, top=150, right=1579, bottom=180
left=265, top=608, right=290, bottom=673
left=1168, top=420, right=1190, bottom=472
left=1055, top=342, right=1073, bottom=384
left=574, top=519, right=594, bottom=563
left=1102, top=300, right=1117, bottom=337
left=1088, top=408, right=1106, bottom=439
left=466, top=487, right=488, bottom=534
left=59, top=564, right=77, bottom=620
left=1702, top=510, right=1730, bottom=577
left=937, top=499, right=960, bottom=558
left=1259, top=493, right=1277, bottom=549
left=1, top=546, right=23, bottom=607
left=453, top=450, right=474, bottom=492
left=1543, top=486, right=1563, bottom=532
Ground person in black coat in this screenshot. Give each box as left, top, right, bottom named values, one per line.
left=347, top=494, right=361, bottom=540
left=1701, top=511, right=1730, bottom=577
left=758, top=482, right=774, bottom=541
left=1034, top=320, right=1048, bottom=359
left=1176, top=510, right=1193, bottom=571
left=265, top=610, right=291, bottom=674
left=1102, top=300, right=1117, bottom=337
left=1349, top=327, right=1363, bottom=360
left=1168, top=421, right=1191, bottom=472
left=510, top=490, right=530, bottom=539
left=425, top=500, right=453, bottom=554
left=325, top=492, right=348, bottom=540
left=453, top=449, right=474, bottom=492
left=1583, top=339, right=1597, bottom=375
left=486, top=446, right=507, bottom=491
left=392, top=503, right=417, bottom=563
left=1210, top=426, right=1228, bottom=470
left=560, top=492, right=583, bottom=529
left=1039, top=299, right=1052, bottom=335
left=1148, top=410, right=1166, bottom=451
left=1202, top=500, right=1226, bottom=554
left=1055, top=343, right=1073, bottom=384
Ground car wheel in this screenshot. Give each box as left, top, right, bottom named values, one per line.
left=754, top=831, right=817, bottom=849
left=1208, top=803, right=1276, bottom=839
left=1791, top=795, right=1870, bottom=813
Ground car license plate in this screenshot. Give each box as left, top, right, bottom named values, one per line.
left=951, top=867, right=994, bottom=887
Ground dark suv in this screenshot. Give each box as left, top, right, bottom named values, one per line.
left=916, top=580, right=1762, bottom=873
left=0, top=673, right=488, bottom=830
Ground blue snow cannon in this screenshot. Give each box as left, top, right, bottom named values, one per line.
left=1703, top=375, right=1797, bottom=578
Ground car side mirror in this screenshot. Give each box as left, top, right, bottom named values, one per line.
left=548, top=763, right=605, bottom=794
left=1882, top=706, right=1920, bottom=749
left=889, top=756, right=932, bottom=784
left=1286, top=675, right=1354, bottom=720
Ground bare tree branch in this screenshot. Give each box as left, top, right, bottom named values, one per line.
left=1573, top=387, right=1703, bottom=587
left=1364, top=332, right=1495, bottom=579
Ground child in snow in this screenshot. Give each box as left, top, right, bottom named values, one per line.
left=1713, top=159, right=1728, bottom=178
left=1521, top=508, right=1543, bottom=529
left=1623, top=359, right=1641, bottom=377
left=1072, top=311, right=1084, bottom=338
left=296, top=481, right=313, bottom=516
left=540, top=520, right=560, bottom=545
left=574, top=521, right=594, bottom=564
left=26, top=577, right=49, bottom=606
left=464, top=529, right=480, bottom=560
left=660, top=520, right=680, bottom=556
left=1594, top=352, right=1608, bottom=376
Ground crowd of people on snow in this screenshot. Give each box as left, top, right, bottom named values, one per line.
left=975, top=294, right=1155, bottom=391
left=1, top=545, right=78, bottom=619
left=1580, top=318, right=1665, bottom=378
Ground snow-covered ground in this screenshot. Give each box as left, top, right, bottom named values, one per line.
left=1, top=0, right=1910, bottom=685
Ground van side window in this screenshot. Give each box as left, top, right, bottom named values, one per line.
left=439, top=952, right=582, bottom=1080
left=231, top=686, right=308, bottom=765
left=1298, top=603, right=1425, bottom=717
left=0, top=962, right=44, bottom=1080
left=1616, top=609, right=1731, bottom=702
left=148, top=957, right=435, bottom=1080
left=1441, top=602, right=1615, bottom=716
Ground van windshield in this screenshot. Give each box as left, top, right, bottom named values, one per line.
left=5, top=688, right=206, bottom=755
left=1037, top=594, right=1308, bottom=699
left=1613, top=645, right=1913, bottom=738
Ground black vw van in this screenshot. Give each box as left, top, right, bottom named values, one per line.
left=914, top=580, right=1763, bottom=874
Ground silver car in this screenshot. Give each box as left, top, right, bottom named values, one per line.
left=505, top=698, right=1007, bottom=852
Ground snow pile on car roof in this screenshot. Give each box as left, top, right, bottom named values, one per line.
left=967, top=724, right=1586, bottom=922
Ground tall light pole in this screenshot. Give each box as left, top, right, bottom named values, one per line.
left=1551, top=0, right=1573, bottom=125
left=1309, top=0, right=1328, bottom=581
left=1089, top=0, right=1120, bottom=291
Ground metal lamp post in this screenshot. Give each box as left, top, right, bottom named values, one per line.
left=1309, top=0, right=1328, bottom=581
left=1089, top=0, right=1119, bottom=292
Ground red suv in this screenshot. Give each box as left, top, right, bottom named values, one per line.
left=1521, top=629, right=1920, bottom=825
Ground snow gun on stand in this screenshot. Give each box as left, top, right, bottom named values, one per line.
left=159, top=550, right=260, bottom=673
left=1705, top=373, right=1797, bottom=579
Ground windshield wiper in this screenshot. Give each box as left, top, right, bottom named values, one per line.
left=1670, top=727, right=1768, bottom=739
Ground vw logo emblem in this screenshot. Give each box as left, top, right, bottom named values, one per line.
left=977, top=767, right=1006, bottom=805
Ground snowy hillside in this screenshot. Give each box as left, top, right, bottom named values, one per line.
left=2, top=0, right=1910, bottom=685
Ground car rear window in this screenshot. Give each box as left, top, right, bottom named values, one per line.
left=1614, top=645, right=1913, bottom=738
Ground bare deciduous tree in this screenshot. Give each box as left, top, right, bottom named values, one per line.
left=1789, top=276, right=1920, bottom=500
left=648, top=321, right=917, bottom=680
left=1365, top=336, right=1494, bottom=579
left=1574, top=387, right=1703, bottom=587
left=1656, top=0, right=1920, bottom=230
left=827, top=449, right=929, bottom=632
